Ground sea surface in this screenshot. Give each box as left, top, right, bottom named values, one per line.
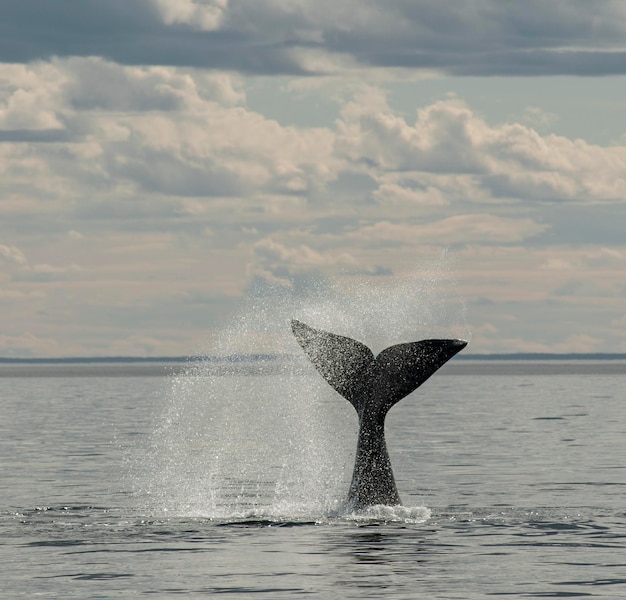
left=1, top=360, right=625, bottom=599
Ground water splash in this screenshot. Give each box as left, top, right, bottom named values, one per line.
left=136, top=257, right=467, bottom=520
left=342, top=505, right=432, bottom=524
left=139, top=360, right=354, bottom=519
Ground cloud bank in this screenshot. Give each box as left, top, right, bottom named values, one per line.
left=2, top=1, right=626, bottom=76
left=1, top=4, right=626, bottom=356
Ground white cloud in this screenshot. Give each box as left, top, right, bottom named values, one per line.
left=0, top=241, right=83, bottom=283
left=0, top=63, right=68, bottom=130
left=336, top=92, right=626, bottom=204
left=101, top=106, right=338, bottom=198
left=0, top=333, right=62, bottom=358
left=0, top=57, right=246, bottom=140
left=249, top=238, right=356, bottom=287
left=2, top=62, right=624, bottom=222
left=0, top=243, right=28, bottom=266
left=346, top=215, right=549, bottom=247
left=65, top=57, right=245, bottom=110
left=521, top=106, right=556, bottom=129
left=13, top=263, right=82, bottom=283
left=153, top=0, right=229, bottom=31
left=372, top=183, right=447, bottom=208
left=0, top=58, right=340, bottom=211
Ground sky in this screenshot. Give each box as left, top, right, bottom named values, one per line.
left=1, top=0, right=626, bottom=357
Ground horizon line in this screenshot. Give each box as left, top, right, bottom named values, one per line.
left=2, top=352, right=626, bottom=364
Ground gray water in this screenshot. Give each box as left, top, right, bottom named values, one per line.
left=1, top=361, right=625, bottom=599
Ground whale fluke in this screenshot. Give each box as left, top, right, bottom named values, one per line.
left=291, top=319, right=467, bottom=510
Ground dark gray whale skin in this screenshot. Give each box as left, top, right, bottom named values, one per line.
left=291, top=319, right=467, bottom=510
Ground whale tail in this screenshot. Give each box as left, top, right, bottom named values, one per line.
left=291, top=318, right=467, bottom=509
left=291, top=319, right=467, bottom=416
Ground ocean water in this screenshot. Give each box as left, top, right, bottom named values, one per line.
left=1, top=360, right=625, bottom=599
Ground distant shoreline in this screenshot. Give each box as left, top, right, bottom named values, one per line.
left=1, top=353, right=626, bottom=364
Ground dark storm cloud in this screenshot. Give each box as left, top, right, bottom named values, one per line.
left=319, top=0, right=626, bottom=76
left=0, top=0, right=307, bottom=74
left=0, top=129, right=71, bottom=142
left=0, top=1, right=158, bottom=62
left=2, top=0, right=626, bottom=76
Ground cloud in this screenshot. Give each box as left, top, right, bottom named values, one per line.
left=1, top=55, right=625, bottom=355
left=248, top=238, right=356, bottom=288
left=0, top=57, right=245, bottom=137
left=0, top=241, right=83, bottom=282
left=94, top=107, right=338, bottom=200
left=0, top=58, right=339, bottom=214
left=0, top=63, right=68, bottom=131
left=154, top=0, right=229, bottom=30
left=521, top=106, right=557, bottom=130
left=612, top=314, right=626, bottom=330
left=64, top=57, right=245, bottom=111
left=372, top=183, right=447, bottom=208
left=2, top=2, right=626, bottom=76
left=2, top=61, right=624, bottom=223
left=0, top=333, right=63, bottom=358
left=346, top=215, right=549, bottom=247
left=12, top=263, right=82, bottom=283
left=337, top=92, right=626, bottom=205
left=470, top=332, right=604, bottom=354
left=0, top=243, right=28, bottom=266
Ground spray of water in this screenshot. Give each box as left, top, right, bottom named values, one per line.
left=136, top=256, right=467, bottom=522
